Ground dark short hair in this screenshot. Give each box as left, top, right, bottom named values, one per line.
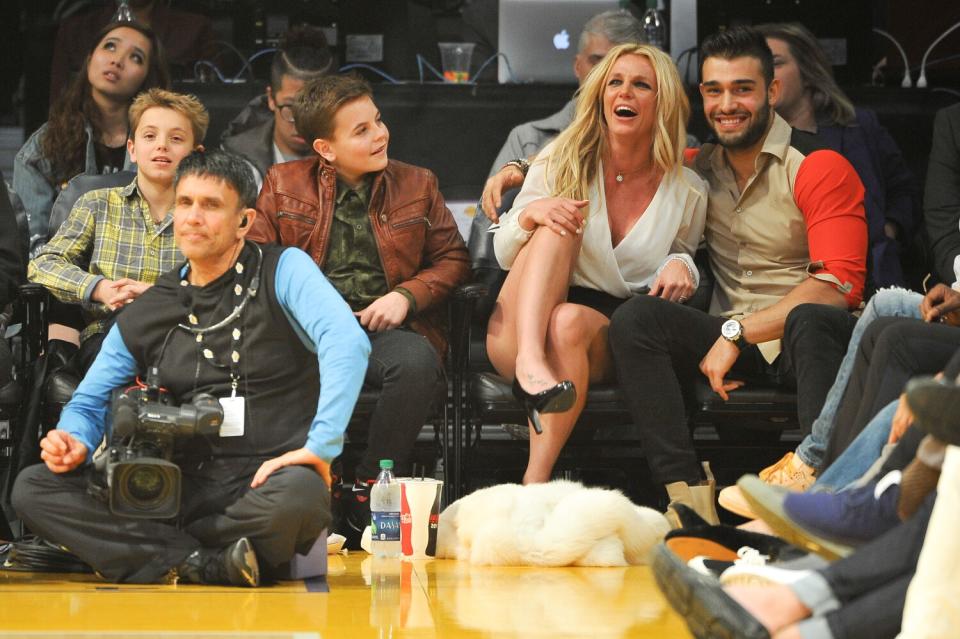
left=699, top=26, right=774, bottom=87
left=270, top=25, right=333, bottom=93
left=293, top=73, right=373, bottom=143
left=175, top=150, right=257, bottom=209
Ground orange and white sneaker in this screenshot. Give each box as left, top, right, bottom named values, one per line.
left=719, top=452, right=815, bottom=519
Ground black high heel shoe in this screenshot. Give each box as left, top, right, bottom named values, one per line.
left=511, top=378, right=577, bottom=435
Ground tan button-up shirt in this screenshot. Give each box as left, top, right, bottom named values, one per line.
left=694, top=114, right=867, bottom=361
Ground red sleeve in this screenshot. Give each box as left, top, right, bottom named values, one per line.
left=794, top=150, right=868, bottom=308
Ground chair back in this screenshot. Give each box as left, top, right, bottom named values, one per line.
left=467, top=190, right=523, bottom=324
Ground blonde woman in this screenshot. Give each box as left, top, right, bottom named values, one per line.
left=488, top=43, right=707, bottom=483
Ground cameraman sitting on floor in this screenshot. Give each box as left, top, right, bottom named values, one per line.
left=11, top=150, right=371, bottom=587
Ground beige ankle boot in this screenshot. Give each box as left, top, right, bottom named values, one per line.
left=665, top=462, right=720, bottom=527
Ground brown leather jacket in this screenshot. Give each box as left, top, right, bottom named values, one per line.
left=251, top=157, right=470, bottom=358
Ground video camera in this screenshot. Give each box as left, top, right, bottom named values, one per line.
left=90, top=368, right=224, bottom=519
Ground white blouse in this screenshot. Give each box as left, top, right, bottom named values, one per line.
left=492, top=146, right=708, bottom=299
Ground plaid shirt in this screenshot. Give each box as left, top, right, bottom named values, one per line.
left=27, top=177, right=181, bottom=342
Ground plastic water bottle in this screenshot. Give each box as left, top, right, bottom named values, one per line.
left=370, top=459, right=401, bottom=558
left=642, top=8, right=666, bottom=51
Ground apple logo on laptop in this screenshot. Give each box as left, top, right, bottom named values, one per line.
left=553, top=29, right=570, bottom=50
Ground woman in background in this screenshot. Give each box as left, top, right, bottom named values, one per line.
left=14, top=20, right=169, bottom=251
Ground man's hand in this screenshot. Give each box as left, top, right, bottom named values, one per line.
left=39, top=430, right=88, bottom=473
left=649, top=259, right=696, bottom=303
left=250, top=447, right=332, bottom=489
left=480, top=164, right=526, bottom=222
left=699, top=336, right=745, bottom=401
left=920, top=283, right=960, bottom=326
left=888, top=393, right=915, bottom=445
left=92, top=278, right=152, bottom=310
left=356, top=291, right=411, bottom=332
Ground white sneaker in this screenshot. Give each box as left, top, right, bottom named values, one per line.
left=687, top=545, right=769, bottom=578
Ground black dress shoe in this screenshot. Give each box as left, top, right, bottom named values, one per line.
left=177, top=537, right=260, bottom=587
left=652, top=543, right=771, bottom=639
left=905, top=376, right=960, bottom=446
left=511, top=378, right=576, bottom=434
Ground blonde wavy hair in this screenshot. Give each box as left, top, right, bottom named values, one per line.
left=545, top=43, right=689, bottom=200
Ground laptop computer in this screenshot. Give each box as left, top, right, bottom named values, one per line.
left=498, top=0, right=622, bottom=84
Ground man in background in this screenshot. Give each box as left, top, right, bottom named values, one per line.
left=222, top=26, right=333, bottom=191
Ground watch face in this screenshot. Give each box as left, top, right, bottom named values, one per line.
left=721, top=320, right=741, bottom=340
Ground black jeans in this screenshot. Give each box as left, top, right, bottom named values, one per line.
left=357, top=328, right=444, bottom=480
left=780, top=304, right=858, bottom=437
left=11, top=458, right=329, bottom=583
left=609, top=296, right=800, bottom=484
left=823, top=318, right=960, bottom=469
left=820, top=493, right=935, bottom=639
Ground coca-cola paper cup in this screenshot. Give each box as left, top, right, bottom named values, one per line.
left=399, top=478, right=443, bottom=559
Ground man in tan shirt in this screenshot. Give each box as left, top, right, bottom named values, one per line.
left=606, top=27, right=867, bottom=509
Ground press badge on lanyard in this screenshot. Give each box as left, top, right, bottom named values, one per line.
left=219, top=380, right=245, bottom=437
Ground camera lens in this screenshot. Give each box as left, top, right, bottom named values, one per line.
left=124, top=466, right=166, bottom=504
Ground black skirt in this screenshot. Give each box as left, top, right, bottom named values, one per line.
left=566, top=286, right=631, bottom=319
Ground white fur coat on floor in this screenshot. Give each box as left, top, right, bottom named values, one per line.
left=435, top=480, right=670, bottom=566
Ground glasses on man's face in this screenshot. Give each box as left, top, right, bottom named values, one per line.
left=277, top=104, right=296, bottom=123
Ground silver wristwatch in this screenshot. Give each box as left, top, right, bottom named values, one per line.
left=721, top=319, right=749, bottom=350
left=502, top=158, right=530, bottom=177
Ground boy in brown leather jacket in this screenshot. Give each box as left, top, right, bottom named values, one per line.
left=249, top=73, right=469, bottom=547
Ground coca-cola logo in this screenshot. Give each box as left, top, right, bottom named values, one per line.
left=400, top=513, right=413, bottom=524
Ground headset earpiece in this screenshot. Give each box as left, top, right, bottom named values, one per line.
left=239, top=215, right=248, bottom=228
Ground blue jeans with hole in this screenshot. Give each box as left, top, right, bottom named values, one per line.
left=814, top=399, right=897, bottom=492
left=796, top=288, right=923, bottom=471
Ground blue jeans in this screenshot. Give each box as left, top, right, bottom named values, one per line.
left=814, top=399, right=897, bottom=492
left=796, top=288, right=923, bottom=471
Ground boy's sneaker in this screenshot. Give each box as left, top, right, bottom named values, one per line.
left=334, top=479, right=374, bottom=550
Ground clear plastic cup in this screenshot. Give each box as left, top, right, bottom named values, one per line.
left=438, top=42, right=475, bottom=83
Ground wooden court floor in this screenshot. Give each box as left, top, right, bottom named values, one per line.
left=0, top=553, right=693, bottom=638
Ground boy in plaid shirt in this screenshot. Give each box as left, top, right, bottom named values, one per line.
left=29, top=89, right=208, bottom=370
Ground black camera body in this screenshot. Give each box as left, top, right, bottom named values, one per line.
left=94, top=375, right=224, bottom=519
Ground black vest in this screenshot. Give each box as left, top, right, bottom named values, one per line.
left=117, top=243, right=320, bottom=459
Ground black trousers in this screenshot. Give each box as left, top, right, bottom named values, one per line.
left=358, top=328, right=444, bottom=480
left=11, top=458, right=330, bottom=583
left=821, top=492, right=935, bottom=639
left=780, top=304, right=858, bottom=437
left=607, top=297, right=846, bottom=484
left=823, top=318, right=960, bottom=469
